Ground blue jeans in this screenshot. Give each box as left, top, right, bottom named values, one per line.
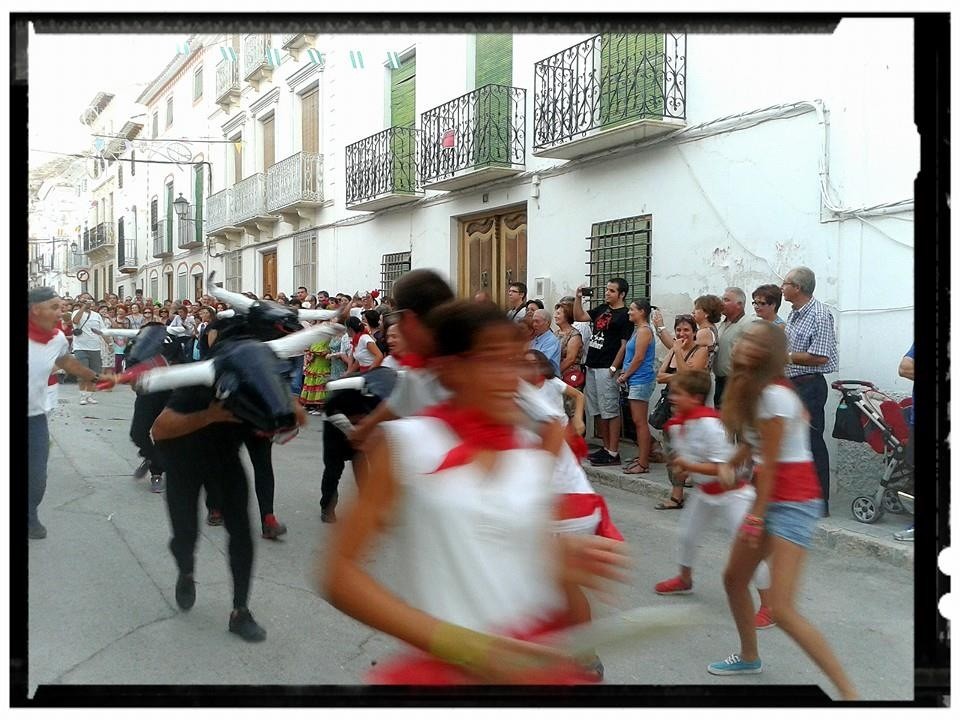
left=28, top=414, right=49, bottom=527
left=790, top=374, right=830, bottom=509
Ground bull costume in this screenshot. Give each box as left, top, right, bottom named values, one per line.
left=136, top=296, right=343, bottom=641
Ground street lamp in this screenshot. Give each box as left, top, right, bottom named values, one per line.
left=173, top=192, right=190, bottom=220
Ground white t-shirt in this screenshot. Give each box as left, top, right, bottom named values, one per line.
left=381, top=354, right=401, bottom=370
left=71, top=311, right=107, bottom=352
left=743, top=384, right=814, bottom=464
left=533, top=378, right=569, bottom=427
left=30, top=332, right=70, bottom=417
left=381, top=416, right=566, bottom=634
left=572, top=321, right=592, bottom=364
left=353, top=333, right=378, bottom=366
left=507, top=306, right=527, bottom=323
left=666, top=415, right=734, bottom=486
left=385, top=368, right=451, bottom=417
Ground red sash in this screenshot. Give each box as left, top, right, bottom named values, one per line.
left=421, top=403, right=521, bottom=473
left=556, top=493, right=624, bottom=541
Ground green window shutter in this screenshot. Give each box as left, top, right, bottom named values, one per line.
left=390, top=56, right=416, bottom=128
left=194, top=166, right=204, bottom=237
left=390, top=55, right=416, bottom=193
left=165, top=184, right=173, bottom=249
left=474, top=35, right=513, bottom=166
left=475, top=34, right=512, bottom=88
left=599, top=33, right=665, bottom=128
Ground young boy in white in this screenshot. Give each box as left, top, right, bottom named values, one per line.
left=653, top=370, right=775, bottom=629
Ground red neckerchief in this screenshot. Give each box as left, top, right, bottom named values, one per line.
left=398, top=353, right=428, bottom=369
left=421, top=402, right=521, bottom=473
left=663, top=404, right=720, bottom=431
left=350, top=332, right=362, bottom=350
left=29, top=318, right=59, bottom=344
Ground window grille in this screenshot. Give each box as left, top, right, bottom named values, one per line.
left=585, top=214, right=652, bottom=303
left=225, top=250, right=243, bottom=292
left=380, top=251, right=411, bottom=297
left=292, top=230, right=317, bottom=293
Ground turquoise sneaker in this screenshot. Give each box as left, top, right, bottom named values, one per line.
left=707, top=653, right=762, bottom=675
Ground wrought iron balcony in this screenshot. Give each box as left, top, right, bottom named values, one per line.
left=85, top=222, right=115, bottom=258
left=152, top=220, right=173, bottom=258
left=533, top=33, right=687, bottom=160
left=216, top=59, right=241, bottom=108
left=117, top=226, right=138, bottom=272
left=267, top=152, right=324, bottom=214
left=66, top=251, right=88, bottom=273
left=205, top=188, right=234, bottom=236
left=244, top=34, right=273, bottom=88
left=345, top=127, right=423, bottom=211
left=177, top=206, right=204, bottom=249
left=233, top=173, right=275, bottom=227
left=420, top=84, right=526, bottom=191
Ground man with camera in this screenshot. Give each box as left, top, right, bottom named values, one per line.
left=573, top=279, right=633, bottom=466
left=71, top=294, right=110, bottom=405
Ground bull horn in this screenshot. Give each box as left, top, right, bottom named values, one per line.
left=217, top=309, right=236, bottom=319
left=136, top=360, right=216, bottom=393
left=266, top=322, right=346, bottom=358
left=208, top=271, right=256, bottom=310
left=298, top=308, right=339, bottom=321
left=94, top=328, right=139, bottom=338
left=166, top=326, right=189, bottom=336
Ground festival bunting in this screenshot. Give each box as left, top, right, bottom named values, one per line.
left=306, top=49, right=326, bottom=67
left=386, top=51, right=402, bottom=69
left=349, top=50, right=364, bottom=69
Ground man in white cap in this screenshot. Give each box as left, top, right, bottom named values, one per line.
left=29, top=287, right=115, bottom=538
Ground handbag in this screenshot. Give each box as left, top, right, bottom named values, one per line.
left=649, top=386, right=672, bottom=430
left=561, top=365, right=585, bottom=389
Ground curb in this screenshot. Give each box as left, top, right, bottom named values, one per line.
left=583, top=465, right=914, bottom=571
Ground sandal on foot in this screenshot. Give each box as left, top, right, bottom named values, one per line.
left=623, top=461, right=650, bottom=475
left=655, top=497, right=684, bottom=510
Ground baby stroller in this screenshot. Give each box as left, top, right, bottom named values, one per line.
left=831, top=380, right=913, bottom=523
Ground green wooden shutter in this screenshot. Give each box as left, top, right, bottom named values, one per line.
left=390, top=55, right=416, bottom=192
left=598, top=33, right=665, bottom=128
left=474, top=34, right=513, bottom=166
left=194, top=165, right=204, bottom=238
left=165, top=183, right=173, bottom=251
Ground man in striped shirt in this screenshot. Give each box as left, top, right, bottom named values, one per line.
left=782, top=267, right=839, bottom=516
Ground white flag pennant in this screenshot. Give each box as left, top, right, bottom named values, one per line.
left=306, top=49, right=326, bottom=67
left=386, top=51, right=401, bottom=69
left=221, top=46, right=238, bottom=63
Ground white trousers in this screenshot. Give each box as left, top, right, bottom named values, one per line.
left=678, top=484, right=771, bottom=590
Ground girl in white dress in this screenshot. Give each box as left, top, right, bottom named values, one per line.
left=319, top=301, right=628, bottom=684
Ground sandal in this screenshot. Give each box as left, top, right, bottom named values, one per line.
left=655, top=496, right=685, bottom=510
left=623, top=460, right=650, bottom=475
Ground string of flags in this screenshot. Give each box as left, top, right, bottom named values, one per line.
left=177, top=38, right=401, bottom=71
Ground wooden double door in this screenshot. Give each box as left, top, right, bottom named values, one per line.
left=262, top=250, right=277, bottom=299
left=458, top=207, right=527, bottom=308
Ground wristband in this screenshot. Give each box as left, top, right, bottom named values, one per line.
left=743, top=513, right=765, bottom=526
left=429, top=621, right=494, bottom=670
left=657, top=326, right=666, bottom=333
left=740, top=522, right=764, bottom=538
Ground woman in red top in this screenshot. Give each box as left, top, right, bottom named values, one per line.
left=709, top=321, right=857, bottom=700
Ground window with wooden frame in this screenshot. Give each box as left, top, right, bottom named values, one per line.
left=166, top=96, right=174, bottom=129
left=292, top=230, right=317, bottom=293
left=584, top=214, right=652, bottom=307
left=261, top=113, right=275, bottom=171
left=380, top=251, right=411, bottom=297
left=300, top=86, right=319, bottom=155
left=225, top=250, right=243, bottom=292
left=193, top=65, right=203, bottom=101
left=152, top=112, right=159, bottom=138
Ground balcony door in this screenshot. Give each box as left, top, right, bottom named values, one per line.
left=598, top=33, right=664, bottom=127
left=301, top=87, right=319, bottom=154
left=165, top=181, right=174, bottom=251
left=166, top=272, right=174, bottom=302
left=262, top=249, right=277, bottom=298
left=474, top=34, right=512, bottom=166
left=458, top=206, right=526, bottom=307
left=262, top=114, right=275, bottom=171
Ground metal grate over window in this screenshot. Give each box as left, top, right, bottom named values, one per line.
left=380, top=251, right=411, bottom=297
left=585, top=214, right=652, bottom=303
left=225, top=250, right=243, bottom=292
left=292, top=230, right=317, bottom=293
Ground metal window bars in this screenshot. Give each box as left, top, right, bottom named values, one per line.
left=380, top=251, right=411, bottom=297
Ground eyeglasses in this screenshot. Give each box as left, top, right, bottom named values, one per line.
left=752, top=300, right=770, bottom=307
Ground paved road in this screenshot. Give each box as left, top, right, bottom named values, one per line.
left=25, top=383, right=913, bottom=701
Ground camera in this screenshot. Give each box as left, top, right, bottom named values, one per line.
left=580, top=287, right=593, bottom=298
left=73, top=327, right=84, bottom=335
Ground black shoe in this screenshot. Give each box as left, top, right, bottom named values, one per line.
left=587, top=448, right=608, bottom=463
left=591, top=452, right=621, bottom=466
left=229, top=608, right=266, bottom=642
left=28, top=522, right=47, bottom=540
left=321, top=493, right=338, bottom=524
left=133, top=458, right=150, bottom=479
left=175, top=573, right=195, bottom=610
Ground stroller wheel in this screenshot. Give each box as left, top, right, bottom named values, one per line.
left=881, top=488, right=906, bottom=514
left=851, top=495, right=884, bottom=524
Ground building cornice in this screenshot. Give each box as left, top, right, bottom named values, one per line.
left=221, top=111, right=249, bottom=137
left=286, top=62, right=322, bottom=91
left=249, top=87, right=281, bottom=116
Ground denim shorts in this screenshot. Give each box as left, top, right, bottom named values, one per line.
left=764, top=499, right=824, bottom=549
left=627, top=381, right=656, bottom=402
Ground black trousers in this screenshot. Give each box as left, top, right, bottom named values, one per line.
left=713, top=375, right=728, bottom=409
left=321, top=421, right=355, bottom=508
left=158, top=441, right=253, bottom=609
left=244, top=433, right=275, bottom=521
left=790, top=373, right=830, bottom=509
left=130, top=391, right=171, bottom=475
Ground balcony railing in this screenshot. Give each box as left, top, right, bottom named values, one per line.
left=117, top=227, right=137, bottom=270
left=233, top=173, right=269, bottom=225
left=66, top=251, right=88, bottom=272
left=86, top=222, right=115, bottom=252
left=206, top=188, right=232, bottom=234
left=177, top=210, right=203, bottom=249
left=266, top=152, right=323, bottom=212
left=82, top=229, right=90, bottom=252
left=216, top=59, right=241, bottom=104
left=244, top=34, right=271, bottom=82
left=345, top=127, right=422, bottom=209
left=533, top=33, right=687, bottom=155
left=152, top=220, right=173, bottom=258
left=420, top=84, right=526, bottom=189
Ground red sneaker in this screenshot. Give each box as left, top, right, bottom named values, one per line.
left=654, top=575, right=693, bottom=595
left=755, top=606, right=777, bottom=629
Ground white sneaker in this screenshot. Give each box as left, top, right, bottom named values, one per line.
left=86, top=396, right=98, bottom=404
left=79, top=397, right=88, bottom=406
